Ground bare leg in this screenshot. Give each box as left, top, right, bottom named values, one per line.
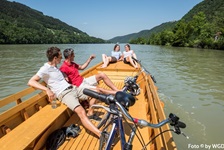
left=74, top=105, right=101, bottom=137
left=95, top=73, right=119, bottom=91
left=132, top=53, right=137, bottom=59
left=127, top=56, right=138, bottom=68
left=105, top=57, right=112, bottom=67
left=132, top=53, right=138, bottom=67
left=101, top=54, right=107, bottom=68
left=86, top=98, right=96, bottom=116
left=97, top=87, right=117, bottom=95
left=102, top=56, right=112, bottom=68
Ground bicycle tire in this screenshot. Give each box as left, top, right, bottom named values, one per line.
left=97, top=112, right=111, bottom=129
left=99, top=120, right=115, bottom=150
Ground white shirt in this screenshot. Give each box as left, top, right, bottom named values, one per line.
left=123, top=50, right=134, bottom=58
left=36, top=63, right=71, bottom=97
left=111, top=51, right=122, bottom=60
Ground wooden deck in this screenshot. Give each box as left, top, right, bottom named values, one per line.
left=59, top=84, right=150, bottom=150
left=59, top=62, right=153, bottom=150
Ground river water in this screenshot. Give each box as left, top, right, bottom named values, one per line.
left=0, top=44, right=223, bottom=149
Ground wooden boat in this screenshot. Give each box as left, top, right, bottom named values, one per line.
left=0, top=61, right=176, bottom=150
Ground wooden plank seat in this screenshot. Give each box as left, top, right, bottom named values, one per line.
left=0, top=103, right=70, bottom=150
left=0, top=82, right=48, bottom=137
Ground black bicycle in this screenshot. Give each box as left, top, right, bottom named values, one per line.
left=83, top=89, right=188, bottom=150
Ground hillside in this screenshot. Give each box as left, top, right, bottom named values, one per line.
left=181, top=0, right=224, bottom=33
left=109, top=21, right=176, bottom=43
left=0, top=0, right=105, bottom=44
left=109, top=0, right=224, bottom=48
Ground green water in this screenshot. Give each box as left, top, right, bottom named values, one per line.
left=0, top=44, right=223, bottom=149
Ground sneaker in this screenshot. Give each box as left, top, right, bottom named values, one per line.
left=100, top=131, right=109, bottom=141
left=88, top=114, right=102, bottom=121
left=100, top=131, right=115, bottom=147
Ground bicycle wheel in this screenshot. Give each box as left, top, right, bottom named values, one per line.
left=97, top=112, right=111, bottom=129
left=99, top=120, right=116, bottom=150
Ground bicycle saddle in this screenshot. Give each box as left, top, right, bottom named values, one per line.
left=115, top=91, right=136, bottom=108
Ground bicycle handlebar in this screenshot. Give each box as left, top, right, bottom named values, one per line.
left=83, top=89, right=186, bottom=133
left=83, top=88, right=115, bottom=105
left=115, top=101, right=185, bottom=130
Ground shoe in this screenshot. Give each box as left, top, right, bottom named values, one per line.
left=100, top=131, right=115, bottom=146
left=100, top=131, right=109, bottom=140
left=88, top=114, right=102, bottom=121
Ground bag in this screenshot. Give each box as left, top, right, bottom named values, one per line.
left=65, top=124, right=81, bottom=138
left=46, top=124, right=81, bottom=150
left=46, top=128, right=66, bottom=150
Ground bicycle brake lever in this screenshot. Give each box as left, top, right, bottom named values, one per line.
left=181, top=132, right=189, bottom=139
left=90, top=104, right=118, bottom=114
left=171, top=128, right=189, bottom=139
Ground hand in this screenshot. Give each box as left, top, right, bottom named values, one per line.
left=89, top=54, right=96, bottom=60
left=46, top=89, right=55, bottom=102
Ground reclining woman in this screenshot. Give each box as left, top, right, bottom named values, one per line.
left=123, top=44, right=138, bottom=69
left=101, top=44, right=123, bottom=68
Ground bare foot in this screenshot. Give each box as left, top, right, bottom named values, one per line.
left=101, top=64, right=107, bottom=68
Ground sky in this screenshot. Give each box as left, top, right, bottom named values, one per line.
left=8, top=0, right=203, bottom=40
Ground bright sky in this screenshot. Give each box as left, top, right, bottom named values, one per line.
left=9, top=0, right=203, bottom=40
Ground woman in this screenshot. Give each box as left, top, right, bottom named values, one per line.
left=123, top=44, right=138, bottom=68
left=101, top=44, right=122, bottom=68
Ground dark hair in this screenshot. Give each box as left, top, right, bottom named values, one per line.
left=63, top=48, right=74, bottom=59
left=125, top=44, right=130, bottom=50
left=113, top=44, right=120, bottom=51
left=46, top=47, right=61, bottom=61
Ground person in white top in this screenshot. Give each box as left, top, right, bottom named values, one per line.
left=28, top=47, right=101, bottom=138
left=123, top=44, right=138, bottom=68
left=101, top=44, right=123, bottom=68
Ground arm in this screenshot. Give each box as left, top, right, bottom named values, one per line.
left=28, top=75, right=55, bottom=102
left=132, top=50, right=137, bottom=59
left=78, top=54, right=95, bottom=70
left=61, top=71, right=69, bottom=82
left=118, top=52, right=124, bottom=61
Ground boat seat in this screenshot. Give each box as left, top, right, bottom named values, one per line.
left=0, top=103, right=70, bottom=150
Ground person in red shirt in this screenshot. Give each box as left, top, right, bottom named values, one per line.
left=60, top=48, right=119, bottom=121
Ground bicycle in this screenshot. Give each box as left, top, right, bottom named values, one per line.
left=96, top=73, right=140, bottom=130
left=83, top=88, right=188, bottom=150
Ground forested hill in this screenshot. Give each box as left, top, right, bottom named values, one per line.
left=110, top=0, right=224, bottom=50
left=0, top=0, right=105, bottom=44
left=109, top=21, right=176, bottom=43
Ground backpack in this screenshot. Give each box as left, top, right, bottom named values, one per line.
left=46, top=124, right=81, bottom=150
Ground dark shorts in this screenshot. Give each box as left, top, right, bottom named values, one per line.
left=110, top=56, right=117, bottom=63
left=123, top=57, right=130, bottom=64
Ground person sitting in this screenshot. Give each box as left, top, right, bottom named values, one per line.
left=59, top=48, right=120, bottom=120
left=123, top=44, right=138, bottom=69
left=101, top=44, right=123, bottom=68
left=28, top=47, right=101, bottom=138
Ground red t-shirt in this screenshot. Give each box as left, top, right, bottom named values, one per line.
left=60, top=61, right=84, bottom=86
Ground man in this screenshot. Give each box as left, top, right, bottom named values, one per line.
left=28, top=47, right=101, bottom=138
left=59, top=48, right=119, bottom=120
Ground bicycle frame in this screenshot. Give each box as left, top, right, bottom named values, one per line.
left=97, top=104, right=137, bottom=150
left=100, top=109, right=130, bottom=150
left=83, top=89, right=187, bottom=150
